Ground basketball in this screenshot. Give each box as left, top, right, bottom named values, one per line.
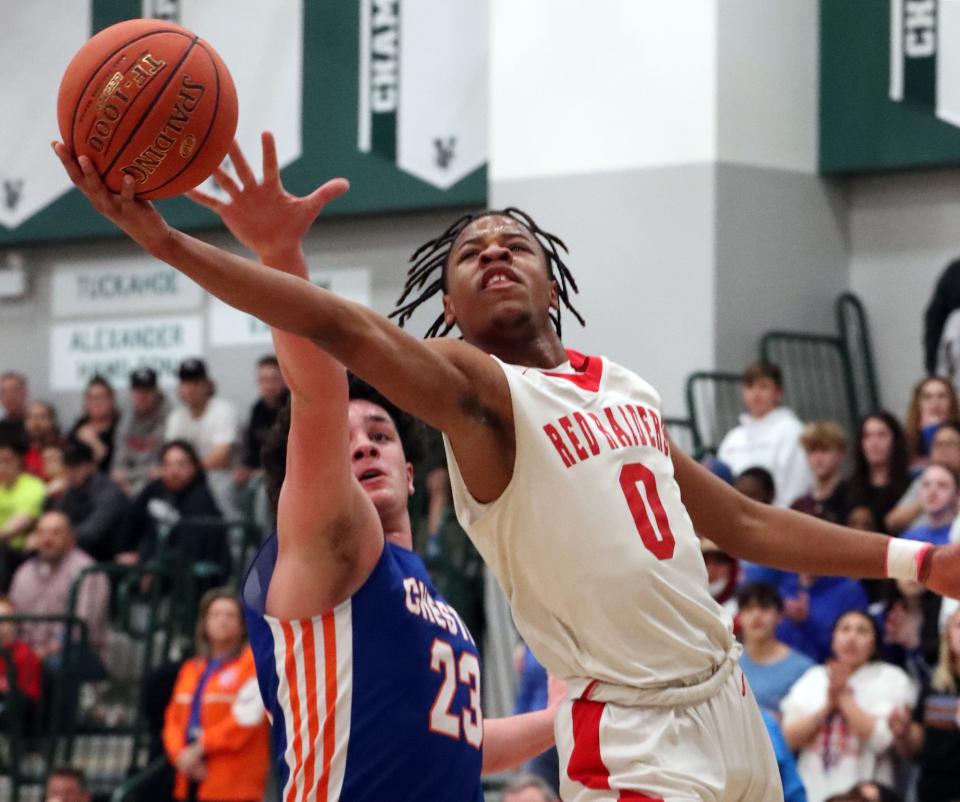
left=56, top=18, right=237, bottom=200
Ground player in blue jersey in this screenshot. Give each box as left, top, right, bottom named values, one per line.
left=168, top=138, right=559, bottom=802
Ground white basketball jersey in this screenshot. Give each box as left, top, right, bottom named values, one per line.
left=443, top=350, right=735, bottom=688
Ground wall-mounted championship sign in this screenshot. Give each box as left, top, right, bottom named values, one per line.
left=821, top=0, right=960, bottom=173
left=0, top=0, right=486, bottom=246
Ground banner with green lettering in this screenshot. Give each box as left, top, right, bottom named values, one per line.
left=0, top=0, right=487, bottom=245
left=820, top=0, right=960, bottom=173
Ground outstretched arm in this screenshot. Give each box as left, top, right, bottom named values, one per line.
left=186, top=137, right=383, bottom=618
left=53, top=142, right=505, bottom=439
left=671, top=443, right=960, bottom=597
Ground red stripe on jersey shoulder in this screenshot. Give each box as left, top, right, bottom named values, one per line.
left=541, top=349, right=604, bottom=392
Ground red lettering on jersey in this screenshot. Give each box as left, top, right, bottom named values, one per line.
left=572, top=412, right=601, bottom=456
left=588, top=412, right=619, bottom=450
left=617, top=405, right=641, bottom=446
left=559, top=415, right=590, bottom=461
left=649, top=409, right=665, bottom=453
left=636, top=407, right=656, bottom=449
left=627, top=405, right=649, bottom=447
left=543, top=423, right=577, bottom=467
left=603, top=408, right=633, bottom=448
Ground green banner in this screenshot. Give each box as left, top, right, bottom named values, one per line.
left=820, top=0, right=960, bottom=173
left=0, top=0, right=487, bottom=246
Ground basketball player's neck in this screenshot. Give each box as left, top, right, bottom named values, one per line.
left=468, top=326, right=568, bottom=369
left=381, top=508, right=414, bottom=551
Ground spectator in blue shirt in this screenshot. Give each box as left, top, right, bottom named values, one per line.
left=760, top=709, right=808, bottom=802
left=777, top=574, right=869, bottom=663
left=738, top=582, right=815, bottom=718
left=901, top=462, right=958, bottom=547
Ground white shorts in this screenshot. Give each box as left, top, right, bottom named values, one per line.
left=556, top=658, right=783, bottom=802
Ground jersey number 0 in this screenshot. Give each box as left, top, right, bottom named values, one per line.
left=619, top=462, right=676, bottom=560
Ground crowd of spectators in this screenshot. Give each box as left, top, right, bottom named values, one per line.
left=4, top=348, right=960, bottom=801
left=0, top=358, right=288, bottom=798
left=692, top=362, right=960, bottom=802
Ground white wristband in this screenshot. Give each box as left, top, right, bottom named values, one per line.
left=885, top=539, right=933, bottom=583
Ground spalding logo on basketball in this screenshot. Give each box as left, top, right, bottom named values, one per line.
left=57, top=19, right=238, bottom=199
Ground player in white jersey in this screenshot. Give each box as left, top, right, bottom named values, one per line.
left=55, top=137, right=960, bottom=802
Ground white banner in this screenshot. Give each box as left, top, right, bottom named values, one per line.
left=208, top=268, right=372, bottom=347
left=52, top=257, right=203, bottom=318
left=50, top=314, right=203, bottom=391
left=358, top=0, right=488, bottom=189
left=0, top=1, right=92, bottom=229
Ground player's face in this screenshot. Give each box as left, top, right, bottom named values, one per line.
left=348, top=400, right=414, bottom=515
left=831, top=612, right=875, bottom=669
left=738, top=603, right=780, bottom=643
left=919, top=379, right=953, bottom=424
left=918, top=464, right=958, bottom=517
left=861, top=417, right=893, bottom=467
left=741, top=378, right=781, bottom=419
left=805, top=447, right=844, bottom=481
left=442, top=216, right=559, bottom=345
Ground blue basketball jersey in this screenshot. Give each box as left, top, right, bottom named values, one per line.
left=242, top=536, right=484, bottom=802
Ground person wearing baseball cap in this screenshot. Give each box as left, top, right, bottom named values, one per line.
left=165, top=359, right=239, bottom=516
left=111, top=368, right=171, bottom=496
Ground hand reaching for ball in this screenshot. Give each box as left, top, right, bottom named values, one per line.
left=187, top=132, right=349, bottom=266
left=52, top=143, right=173, bottom=255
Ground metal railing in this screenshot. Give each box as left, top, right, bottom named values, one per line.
left=684, top=371, right=743, bottom=456
left=836, top=291, right=881, bottom=417
left=760, top=331, right=858, bottom=434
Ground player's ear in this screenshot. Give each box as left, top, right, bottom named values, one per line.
left=406, top=462, right=415, bottom=496
left=442, top=293, right=457, bottom=328
left=549, top=279, right=559, bottom=312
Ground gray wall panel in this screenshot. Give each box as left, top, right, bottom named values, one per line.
left=714, top=163, right=849, bottom=371
left=491, top=164, right=716, bottom=416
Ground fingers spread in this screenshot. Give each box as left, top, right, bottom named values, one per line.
left=228, top=140, right=257, bottom=187
left=261, top=131, right=280, bottom=184
left=212, top=167, right=241, bottom=200
left=185, top=188, right=224, bottom=212
left=305, top=177, right=350, bottom=212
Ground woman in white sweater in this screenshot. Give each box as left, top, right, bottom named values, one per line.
left=780, top=610, right=916, bottom=802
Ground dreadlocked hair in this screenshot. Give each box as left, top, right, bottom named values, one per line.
left=389, top=207, right=585, bottom=338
